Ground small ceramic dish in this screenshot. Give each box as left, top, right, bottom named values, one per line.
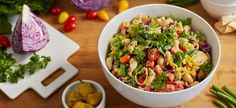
left=62, top=80, right=106, bottom=108
left=201, top=0, right=236, bottom=18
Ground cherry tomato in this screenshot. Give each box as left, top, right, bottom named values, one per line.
left=118, top=0, right=129, bottom=13
left=120, top=55, right=131, bottom=64
left=58, top=11, right=69, bottom=24
left=0, top=35, right=10, bottom=48
left=63, top=23, right=76, bottom=32
left=146, top=60, right=155, bottom=68
left=137, top=74, right=146, bottom=85
left=179, top=45, right=186, bottom=52
left=177, top=28, right=183, bottom=36
left=66, top=15, right=77, bottom=23
left=50, top=7, right=61, bottom=15
left=97, top=10, right=110, bottom=21
left=86, top=10, right=97, bottom=20
left=148, top=48, right=160, bottom=60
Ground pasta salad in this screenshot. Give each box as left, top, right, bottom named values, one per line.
left=106, top=15, right=213, bottom=92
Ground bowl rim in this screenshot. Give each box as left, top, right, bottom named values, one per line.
left=98, top=4, right=221, bottom=95
left=61, top=80, right=106, bottom=108
left=201, top=0, right=236, bottom=7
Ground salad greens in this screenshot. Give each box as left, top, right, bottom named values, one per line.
left=0, top=48, right=51, bottom=83
left=0, top=0, right=54, bottom=34
left=106, top=15, right=213, bottom=92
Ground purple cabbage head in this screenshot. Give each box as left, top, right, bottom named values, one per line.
left=12, top=5, right=49, bottom=53
left=71, top=0, right=110, bottom=11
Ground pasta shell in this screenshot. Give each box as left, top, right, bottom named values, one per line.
left=145, top=68, right=156, bottom=86
left=135, top=67, right=148, bottom=85
left=106, top=56, right=113, bottom=70
left=128, top=58, right=138, bottom=76
left=192, top=51, right=209, bottom=66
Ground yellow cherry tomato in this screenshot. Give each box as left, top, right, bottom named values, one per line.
left=118, top=0, right=129, bottom=13
left=97, top=10, right=110, bottom=21
left=58, top=11, right=69, bottom=24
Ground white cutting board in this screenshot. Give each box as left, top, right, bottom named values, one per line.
left=0, top=15, right=80, bottom=99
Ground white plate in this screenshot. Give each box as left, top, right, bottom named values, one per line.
left=0, top=15, right=80, bottom=99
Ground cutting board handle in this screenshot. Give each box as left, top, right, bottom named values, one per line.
left=31, top=60, right=78, bottom=98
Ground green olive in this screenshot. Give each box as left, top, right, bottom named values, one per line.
left=66, top=91, right=82, bottom=108
left=73, top=102, right=95, bottom=108
left=86, top=92, right=102, bottom=106
left=78, top=82, right=96, bottom=98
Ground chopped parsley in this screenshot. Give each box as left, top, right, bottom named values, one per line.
left=0, top=49, right=51, bottom=83
left=199, top=62, right=213, bottom=73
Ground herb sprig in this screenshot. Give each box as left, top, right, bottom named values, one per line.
left=0, top=49, right=51, bottom=83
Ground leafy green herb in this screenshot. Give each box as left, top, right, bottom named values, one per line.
left=0, top=0, right=54, bottom=34
left=182, top=18, right=192, bottom=26
left=173, top=52, right=185, bottom=67
left=199, top=61, right=213, bottom=73
left=133, top=48, right=146, bottom=63
left=151, top=73, right=167, bottom=91
left=124, top=76, right=137, bottom=87
left=0, top=49, right=51, bottom=83
left=0, top=15, right=12, bottom=34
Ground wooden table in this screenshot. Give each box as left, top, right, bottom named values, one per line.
left=1, top=0, right=236, bottom=108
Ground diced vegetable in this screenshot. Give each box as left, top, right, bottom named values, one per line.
left=148, top=48, right=160, bottom=61
left=120, top=64, right=126, bottom=77
left=120, top=55, right=131, bottom=64
left=12, top=5, right=49, bottom=53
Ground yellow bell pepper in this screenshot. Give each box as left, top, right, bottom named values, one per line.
left=97, top=10, right=110, bottom=21
left=118, top=0, right=129, bottom=13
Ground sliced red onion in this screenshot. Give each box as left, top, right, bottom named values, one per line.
left=146, top=20, right=152, bottom=25
left=12, top=5, right=49, bottom=53
left=200, top=43, right=211, bottom=52
left=168, top=22, right=174, bottom=27
left=71, top=0, right=110, bottom=11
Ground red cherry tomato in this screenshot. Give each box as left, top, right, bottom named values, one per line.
left=179, top=45, right=186, bottom=53
left=146, top=60, right=155, bottom=68
left=63, top=23, right=76, bottom=32
left=0, top=35, right=10, bottom=48
left=137, top=74, right=146, bottom=84
left=86, top=10, right=97, bottom=20
left=148, top=48, right=160, bottom=61
left=50, top=7, right=61, bottom=15
left=66, top=15, right=77, bottom=23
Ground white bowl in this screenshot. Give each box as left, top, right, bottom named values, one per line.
left=201, top=0, right=236, bottom=18
left=98, top=4, right=221, bottom=108
left=62, top=80, right=106, bottom=108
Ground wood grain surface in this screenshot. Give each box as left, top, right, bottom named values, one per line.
left=0, top=0, right=236, bottom=108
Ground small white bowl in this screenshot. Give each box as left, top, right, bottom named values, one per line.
left=62, top=80, right=106, bottom=108
left=201, top=0, right=236, bottom=18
